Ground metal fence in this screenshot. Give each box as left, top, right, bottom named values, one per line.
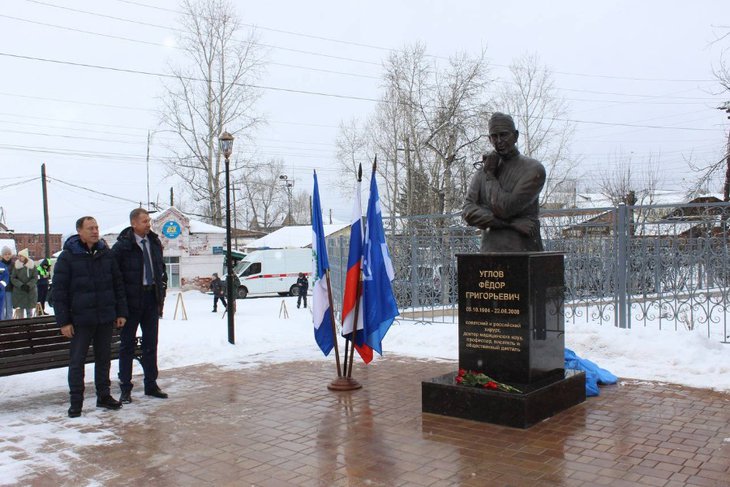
left=327, top=202, right=730, bottom=343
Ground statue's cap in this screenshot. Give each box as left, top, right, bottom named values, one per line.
left=488, top=112, right=516, bottom=132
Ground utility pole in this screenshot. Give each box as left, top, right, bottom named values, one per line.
left=170, top=187, right=174, bottom=207
left=278, top=175, right=294, bottom=225
left=146, top=131, right=151, bottom=210
left=41, top=164, right=50, bottom=259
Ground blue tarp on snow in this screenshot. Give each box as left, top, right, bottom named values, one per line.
left=565, top=348, right=618, bottom=397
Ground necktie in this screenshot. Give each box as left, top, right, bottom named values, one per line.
left=141, top=238, right=155, bottom=285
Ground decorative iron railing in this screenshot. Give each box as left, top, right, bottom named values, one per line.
left=327, top=202, right=730, bottom=343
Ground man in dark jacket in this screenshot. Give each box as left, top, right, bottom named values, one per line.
left=112, top=208, right=168, bottom=403
left=53, top=216, right=128, bottom=418
left=296, top=272, right=309, bottom=308
left=210, top=273, right=226, bottom=312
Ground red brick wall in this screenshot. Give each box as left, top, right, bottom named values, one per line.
left=0, top=233, right=62, bottom=259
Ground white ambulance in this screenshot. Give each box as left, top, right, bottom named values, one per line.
left=234, top=248, right=312, bottom=298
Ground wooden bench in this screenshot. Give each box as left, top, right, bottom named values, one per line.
left=0, top=315, right=142, bottom=377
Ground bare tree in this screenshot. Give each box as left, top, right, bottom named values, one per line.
left=495, top=53, right=580, bottom=208
left=598, top=154, right=635, bottom=207
left=422, top=51, right=490, bottom=214
left=335, top=43, right=491, bottom=218
left=290, top=190, right=311, bottom=226
left=238, top=159, right=287, bottom=230
left=335, top=118, right=369, bottom=189
left=598, top=152, right=665, bottom=228
left=160, top=0, right=264, bottom=225
left=690, top=29, right=730, bottom=200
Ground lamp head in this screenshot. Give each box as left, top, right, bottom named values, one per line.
left=219, top=131, right=234, bottom=159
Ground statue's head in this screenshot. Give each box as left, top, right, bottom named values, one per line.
left=488, top=112, right=519, bottom=156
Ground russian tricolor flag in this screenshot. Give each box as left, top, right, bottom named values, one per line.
left=312, top=171, right=334, bottom=356
left=340, top=172, right=373, bottom=364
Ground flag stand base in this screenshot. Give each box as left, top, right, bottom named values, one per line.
left=327, top=376, right=362, bottom=391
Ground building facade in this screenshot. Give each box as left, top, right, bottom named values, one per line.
left=102, top=207, right=230, bottom=289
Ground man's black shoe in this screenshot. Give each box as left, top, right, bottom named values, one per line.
left=145, top=387, right=168, bottom=399
left=96, top=395, right=123, bottom=410
left=68, top=404, right=82, bottom=418
left=120, top=391, right=132, bottom=404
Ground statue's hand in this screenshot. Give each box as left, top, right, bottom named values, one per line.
left=510, top=218, right=533, bottom=236
left=482, top=152, right=500, bottom=175
left=489, top=217, right=508, bottom=229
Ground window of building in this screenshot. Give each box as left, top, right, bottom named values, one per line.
left=164, top=256, right=180, bottom=288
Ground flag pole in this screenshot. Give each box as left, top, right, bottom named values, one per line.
left=327, top=267, right=362, bottom=391
left=347, top=272, right=363, bottom=378
left=328, top=162, right=364, bottom=391
left=325, top=269, right=342, bottom=378
left=346, top=163, right=365, bottom=378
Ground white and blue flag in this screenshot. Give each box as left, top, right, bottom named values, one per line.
left=361, top=163, right=399, bottom=355
left=311, top=171, right=334, bottom=356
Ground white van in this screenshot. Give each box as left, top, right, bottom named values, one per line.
left=234, top=248, right=312, bottom=298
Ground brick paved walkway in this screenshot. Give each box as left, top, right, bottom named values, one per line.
left=11, top=356, right=730, bottom=486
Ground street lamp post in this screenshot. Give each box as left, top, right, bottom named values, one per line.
left=279, top=174, right=294, bottom=225
left=219, top=131, right=235, bottom=345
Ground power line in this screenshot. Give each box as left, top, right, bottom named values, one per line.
left=0, top=14, right=381, bottom=80
left=24, top=0, right=180, bottom=32
left=0, top=109, right=341, bottom=132
left=112, top=0, right=397, bottom=53
left=1, top=11, right=721, bottom=105
left=0, top=90, right=151, bottom=112
left=0, top=110, right=152, bottom=131
left=48, top=176, right=142, bottom=204
left=18, top=1, right=383, bottom=67
left=0, top=52, right=384, bottom=103
left=18, top=0, right=717, bottom=84
left=0, top=177, right=39, bottom=191
left=1, top=52, right=725, bottom=133
left=3, top=12, right=716, bottom=94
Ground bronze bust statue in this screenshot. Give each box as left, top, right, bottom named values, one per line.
left=463, top=112, right=546, bottom=252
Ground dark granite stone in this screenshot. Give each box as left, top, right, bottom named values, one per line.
left=422, top=369, right=586, bottom=429
left=456, top=252, right=565, bottom=386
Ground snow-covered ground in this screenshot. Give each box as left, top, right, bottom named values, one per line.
left=1, top=290, right=729, bottom=485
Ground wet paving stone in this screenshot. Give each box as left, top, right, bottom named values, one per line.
left=13, top=356, right=730, bottom=486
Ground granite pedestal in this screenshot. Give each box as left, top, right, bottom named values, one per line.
left=422, top=252, right=585, bottom=428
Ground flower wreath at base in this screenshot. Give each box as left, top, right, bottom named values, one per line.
left=455, top=369, right=522, bottom=393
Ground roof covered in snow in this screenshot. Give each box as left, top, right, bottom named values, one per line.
left=246, top=224, right=349, bottom=250
left=101, top=207, right=226, bottom=236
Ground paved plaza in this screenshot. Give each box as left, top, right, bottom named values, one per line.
left=5, top=356, right=730, bottom=486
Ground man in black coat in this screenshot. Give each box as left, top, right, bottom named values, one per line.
left=53, top=216, right=128, bottom=418
left=296, top=272, right=309, bottom=309
left=112, top=208, right=168, bottom=403
left=210, top=273, right=226, bottom=312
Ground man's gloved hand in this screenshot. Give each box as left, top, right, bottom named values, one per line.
left=20, top=284, right=30, bottom=292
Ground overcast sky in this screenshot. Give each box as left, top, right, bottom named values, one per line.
left=0, top=0, right=728, bottom=237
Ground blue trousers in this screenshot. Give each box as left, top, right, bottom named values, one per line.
left=68, top=322, right=113, bottom=405
left=1, top=292, right=12, bottom=320
left=118, top=289, right=159, bottom=393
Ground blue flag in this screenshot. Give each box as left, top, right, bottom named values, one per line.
left=361, top=165, right=399, bottom=354
left=311, top=171, right=334, bottom=355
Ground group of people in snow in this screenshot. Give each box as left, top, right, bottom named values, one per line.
left=0, top=246, right=52, bottom=319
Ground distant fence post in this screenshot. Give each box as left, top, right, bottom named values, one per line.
left=616, top=204, right=629, bottom=329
